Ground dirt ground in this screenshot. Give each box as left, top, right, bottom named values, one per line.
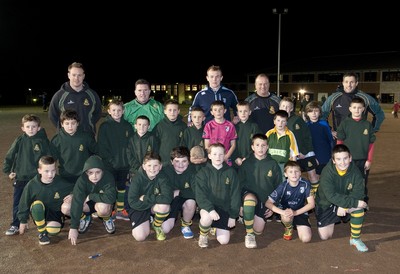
left=0, top=106, right=399, bottom=274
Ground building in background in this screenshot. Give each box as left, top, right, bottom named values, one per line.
left=246, top=51, right=400, bottom=104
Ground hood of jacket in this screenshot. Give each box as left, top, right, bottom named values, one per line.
left=83, top=155, right=104, bottom=172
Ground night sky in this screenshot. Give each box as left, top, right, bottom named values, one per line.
left=1, top=3, right=399, bottom=104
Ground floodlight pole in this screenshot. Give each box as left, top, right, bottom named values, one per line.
left=272, top=8, right=288, bottom=97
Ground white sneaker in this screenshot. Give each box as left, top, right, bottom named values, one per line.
left=198, top=234, right=208, bottom=248
left=5, top=226, right=19, bottom=236
left=245, top=234, right=257, bottom=249
left=103, top=218, right=116, bottom=234
left=78, top=215, right=91, bottom=234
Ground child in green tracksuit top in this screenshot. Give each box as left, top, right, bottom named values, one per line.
left=51, top=109, right=98, bottom=185
left=3, top=114, right=53, bottom=236
left=336, top=97, right=376, bottom=204
left=232, top=101, right=261, bottom=169
left=316, top=144, right=369, bottom=252
left=181, top=106, right=206, bottom=151
left=128, top=151, right=173, bottom=242
left=18, top=156, right=73, bottom=245
left=97, top=99, right=135, bottom=220
left=127, top=115, right=159, bottom=176
left=67, top=155, right=117, bottom=245
left=238, top=133, right=282, bottom=248
left=195, top=143, right=241, bottom=248
left=153, top=99, right=187, bottom=164
left=162, top=146, right=197, bottom=239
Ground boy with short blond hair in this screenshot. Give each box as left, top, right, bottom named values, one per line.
left=18, top=156, right=73, bottom=245
left=154, top=99, right=187, bottom=164
left=194, top=143, right=241, bottom=248
left=233, top=100, right=261, bottom=168
left=181, top=106, right=206, bottom=150
left=203, top=100, right=237, bottom=166
left=98, top=99, right=135, bottom=220
left=3, top=114, right=53, bottom=235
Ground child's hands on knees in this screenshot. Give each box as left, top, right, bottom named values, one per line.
left=209, top=210, right=220, bottom=221
left=228, top=218, right=236, bottom=228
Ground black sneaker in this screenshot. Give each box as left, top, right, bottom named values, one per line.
left=39, top=231, right=50, bottom=245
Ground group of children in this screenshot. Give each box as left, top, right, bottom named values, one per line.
left=3, top=96, right=374, bottom=252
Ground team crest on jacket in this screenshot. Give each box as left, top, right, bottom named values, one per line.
left=184, top=182, right=190, bottom=189
left=99, top=190, right=104, bottom=193
left=153, top=102, right=160, bottom=109
left=225, top=177, right=230, bottom=185
left=34, top=144, right=40, bottom=151
left=147, top=145, right=151, bottom=152
left=79, top=144, right=84, bottom=151
left=267, top=170, right=273, bottom=177
left=269, top=106, right=276, bottom=114
left=84, top=99, right=90, bottom=106
left=300, top=187, right=305, bottom=193
left=308, top=161, right=312, bottom=167
left=363, top=129, right=368, bottom=135
left=295, top=124, right=300, bottom=130
left=347, top=183, right=353, bottom=190
left=54, top=192, right=60, bottom=199
left=154, top=187, right=160, bottom=195
left=225, top=126, right=230, bottom=132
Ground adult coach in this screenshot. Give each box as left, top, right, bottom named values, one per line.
left=321, top=72, right=385, bottom=137
left=123, top=79, right=164, bottom=132
left=188, top=65, right=239, bottom=125
left=48, top=62, right=102, bottom=135
left=245, top=73, right=281, bottom=134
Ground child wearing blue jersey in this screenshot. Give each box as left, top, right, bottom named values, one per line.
left=266, top=161, right=315, bottom=242
left=305, top=101, right=335, bottom=176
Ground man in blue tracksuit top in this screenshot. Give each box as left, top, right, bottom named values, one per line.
left=188, top=65, right=239, bottom=124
